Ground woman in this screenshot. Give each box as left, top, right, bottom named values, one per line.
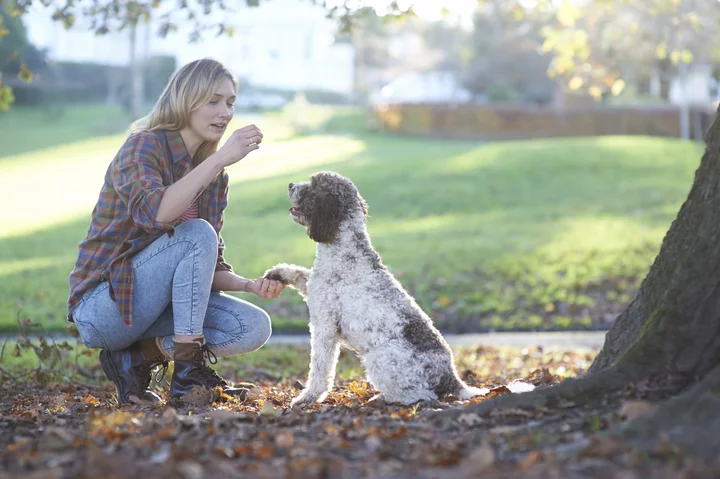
left=67, top=58, right=286, bottom=405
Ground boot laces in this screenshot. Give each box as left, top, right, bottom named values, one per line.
left=133, top=359, right=169, bottom=391
left=192, top=346, right=227, bottom=387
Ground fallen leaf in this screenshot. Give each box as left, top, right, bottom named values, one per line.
left=275, top=431, right=294, bottom=448
left=461, top=442, right=495, bottom=472
left=457, top=413, right=484, bottom=426
left=37, top=427, right=75, bottom=451
left=579, top=437, right=622, bottom=458
left=204, top=410, right=248, bottom=421
left=253, top=444, right=275, bottom=459
left=619, top=400, right=655, bottom=421
left=260, top=402, right=283, bottom=417
left=517, top=450, right=542, bottom=471
left=177, top=461, right=203, bottom=479
left=486, top=385, right=511, bottom=398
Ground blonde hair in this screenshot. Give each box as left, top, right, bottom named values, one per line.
left=129, top=58, right=238, bottom=165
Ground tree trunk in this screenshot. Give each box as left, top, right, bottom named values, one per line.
left=678, top=63, right=691, bottom=141
left=436, top=102, right=720, bottom=461
left=590, top=101, right=720, bottom=378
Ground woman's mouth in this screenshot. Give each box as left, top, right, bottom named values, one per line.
left=210, top=123, right=226, bottom=132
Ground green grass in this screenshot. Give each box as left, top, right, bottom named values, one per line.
left=0, top=337, right=366, bottom=383
left=0, top=104, right=131, bottom=158
left=0, top=104, right=704, bottom=334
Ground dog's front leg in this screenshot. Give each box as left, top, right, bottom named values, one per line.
left=291, top=329, right=340, bottom=408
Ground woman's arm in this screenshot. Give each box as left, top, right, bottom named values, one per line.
left=213, top=270, right=285, bottom=299
left=156, top=125, right=264, bottom=223
left=155, top=155, right=225, bottom=223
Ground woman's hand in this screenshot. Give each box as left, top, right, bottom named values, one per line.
left=215, top=124, right=264, bottom=167
left=247, top=278, right=285, bottom=299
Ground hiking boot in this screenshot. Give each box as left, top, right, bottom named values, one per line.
left=99, top=338, right=169, bottom=405
left=169, top=338, right=248, bottom=401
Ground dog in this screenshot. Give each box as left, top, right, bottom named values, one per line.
left=264, top=171, right=484, bottom=407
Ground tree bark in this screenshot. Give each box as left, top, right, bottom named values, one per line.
left=618, top=363, right=720, bottom=462
left=436, top=103, right=720, bottom=461
left=590, top=101, right=720, bottom=378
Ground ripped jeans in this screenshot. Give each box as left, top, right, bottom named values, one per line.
left=70, top=219, right=272, bottom=358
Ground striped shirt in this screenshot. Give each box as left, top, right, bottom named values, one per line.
left=67, top=129, right=233, bottom=326
left=179, top=200, right=200, bottom=223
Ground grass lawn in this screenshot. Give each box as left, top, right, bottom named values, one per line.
left=0, top=103, right=704, bottom=334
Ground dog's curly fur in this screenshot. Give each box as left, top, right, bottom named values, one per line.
left=264, top=171, right=484, bottom=407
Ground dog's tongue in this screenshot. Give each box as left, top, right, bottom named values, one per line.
left=289, top=207, right=300, bottom=215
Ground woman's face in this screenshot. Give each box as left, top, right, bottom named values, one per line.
left=187, top=77, right=236, bottom=143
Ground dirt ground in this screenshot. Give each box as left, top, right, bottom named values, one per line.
left=2, top=345, right=719, bottom=479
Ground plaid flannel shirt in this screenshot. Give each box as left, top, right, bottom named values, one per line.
left=67, top=129, right=233, bottom=326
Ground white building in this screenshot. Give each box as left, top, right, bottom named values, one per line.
left=665, top=63, right=717, bottom=107
left=24, top=0, right=355, bottom=94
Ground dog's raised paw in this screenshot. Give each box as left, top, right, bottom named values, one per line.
left=262, top=264, right=292, bottom=284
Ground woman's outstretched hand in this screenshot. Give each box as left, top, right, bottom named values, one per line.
left=247, top=277, right=285, bottom=299
left=216, top=124, right=264, bottom=167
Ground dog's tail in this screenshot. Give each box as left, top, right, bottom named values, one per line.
left=457, top=385, right=487, bottom=400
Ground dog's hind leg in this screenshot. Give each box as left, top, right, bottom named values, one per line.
left=263, top=263, right=311, bottom=299
left=291, top=328, right=341, bottom=408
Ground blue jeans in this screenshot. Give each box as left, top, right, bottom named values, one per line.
left=71, top=219, right=272, bottom=358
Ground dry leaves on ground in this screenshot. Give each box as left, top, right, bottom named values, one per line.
left=2, top=344, right=716, bottom=479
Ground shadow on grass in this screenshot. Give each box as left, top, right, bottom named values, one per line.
left=0, top=134, right=701, bottom=334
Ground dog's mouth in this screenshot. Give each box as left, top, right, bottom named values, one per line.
left=289, top=205, right=308, bottom=226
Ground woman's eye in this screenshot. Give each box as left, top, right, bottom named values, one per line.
left=209, top=100, right=218, bottom=105
left=226, top=102, right=234, bottom=108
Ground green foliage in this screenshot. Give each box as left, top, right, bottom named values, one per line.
left=0, top=77, right=14, bottom=110
left=0, top=3, right=46, bottom=109
left=540, top=0, right=720, bottom=100
left=464, top=4, right=556, bottom=104
left=0, top=316, right=88, bottom=385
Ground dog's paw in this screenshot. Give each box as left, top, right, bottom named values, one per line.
left=262, top=264, right=293, bottom=284
left=290, top=392, right=321, bottom=409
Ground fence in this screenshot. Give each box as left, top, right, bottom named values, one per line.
left=371, top=103, right=717, bottom=141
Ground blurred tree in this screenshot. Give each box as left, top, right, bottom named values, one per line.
left=0, top=0, right=409, bottom=111
left=0, top=3, right=46, bottom=109
left=334, top=7, right=393, bottom=97
left=2, top=0, right=718, bottom=113
left=0, top=0, right=259, bottom=112
left=464, top=0, right=556, bottom=104
left=538, top=0, right=720, bottom=137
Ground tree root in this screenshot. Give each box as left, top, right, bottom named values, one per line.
left=614, top=363, right=720, bottom=462
left=429, top=365, right=639, bottom=420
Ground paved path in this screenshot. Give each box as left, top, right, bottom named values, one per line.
left=269, top=331, right=606, bottom=350
left=1, top=331, right=607, bottom=350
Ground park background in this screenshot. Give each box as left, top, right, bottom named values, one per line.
left=1, top=0, right=718, bottom=336
left=2, top=1, right=720, bottom=477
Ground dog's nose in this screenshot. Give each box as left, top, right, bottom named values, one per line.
left=288, top=182, right=294, bottom=191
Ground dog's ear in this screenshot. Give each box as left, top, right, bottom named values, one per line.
left=308, top=193, right=342, bottom=243
left=358, top=194, right=368, bottom=218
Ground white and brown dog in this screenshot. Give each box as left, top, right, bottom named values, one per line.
left=264, top=171, right=484, bottom=407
